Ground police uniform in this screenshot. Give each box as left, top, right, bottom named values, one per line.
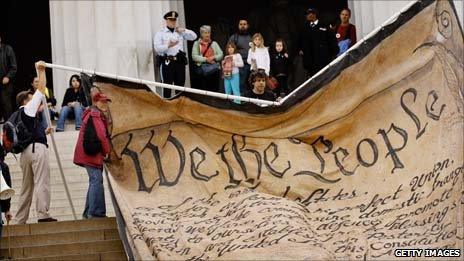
left=298, top=8, right=339, bottom=77
left=154, top=11, right=197, bottom=98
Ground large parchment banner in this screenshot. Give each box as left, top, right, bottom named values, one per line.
left=94, top=0, right=463, bottom=260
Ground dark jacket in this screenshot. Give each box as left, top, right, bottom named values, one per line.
left=298, top=21, right=339, bottom=75
left=62, top=88, right=88, bottom=107
left=73, top=108, right=111, bottom=169
left=270, top=52, right=290, bottom=77
left=0, top=43, right=17, bottom=79
left=244, top=89, right=276, bottom=101
left=20, top=108, right=48, bottom=147
left=0, top=161, right=12, bottom=213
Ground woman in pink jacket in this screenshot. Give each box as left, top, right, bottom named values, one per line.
left=73, top=92, right=111, bottom=218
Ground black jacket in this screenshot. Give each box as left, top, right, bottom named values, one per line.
left=298, top=21, right=339, bottom=74
left=271, top=52, right=290, bottom=77
left=62, top=88, right=88, bottom=107
left=244, top=89, right=276, bottom=101
left=0, top=43, right=17, bottom=79
left=0, top=161, right=11, bottom=213
left=21, top=108, right=48, bottom=147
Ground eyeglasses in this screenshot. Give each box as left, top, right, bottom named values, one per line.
left=167, top=18, right=177, bottom=21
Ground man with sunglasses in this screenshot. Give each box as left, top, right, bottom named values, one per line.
left=154, top=11, right=197, bottom=98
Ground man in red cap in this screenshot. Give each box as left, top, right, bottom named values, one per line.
left=73, top=91, right=111, bottom=219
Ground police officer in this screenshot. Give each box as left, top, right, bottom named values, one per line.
left=154, top=11, right=197, bottom=98
left=298, top=8, right=339, bottom=77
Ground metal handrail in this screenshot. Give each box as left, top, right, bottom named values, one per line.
left=45, top=63, right=279, bottom=107
left=41, top=96, right=77, bottom=220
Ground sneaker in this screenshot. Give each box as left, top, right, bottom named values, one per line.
left=38, top=217, right=58, bottom=222
left=75, top=127, right=81, bottom=131
left=55, top=128, right=64, bottom=132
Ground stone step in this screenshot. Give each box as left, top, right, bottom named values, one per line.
left=10, top=198, right=110, bottom=211
left=10, top=194, right=86, bottom=205
left=9, top=194, right=92, bottom=206
left=0, top=239, right=124, bottom=259
left=7, top=162, right=83, bottom=170
left=4, top=148, right=78, bottom=164
left=9, top=185, right=113, bottom=204
left=11, top=214, right=102, bottom=225
left=10, top=179, right=96, bottom=189
left=12, top=251, right=127, bottom=261
left=0, top=229, right=119, bottom=248
left=1, top=118, right=125, bottom=260
left=2, top=217, right=117, bottom=237
left=11, top=172, right=88, bottom=184
left=7, top=161, right=83, bottom=171
left=8, top=204, right=115, bottom=225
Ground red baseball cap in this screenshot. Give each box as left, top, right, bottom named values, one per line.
left=92, top=92, right=112, bottom=103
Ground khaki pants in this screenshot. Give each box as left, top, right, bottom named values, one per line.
left=16, top=143, right=51, bottom=224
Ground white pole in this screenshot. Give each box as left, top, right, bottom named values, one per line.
left=41, top=96, right=78, bottom=220
left=44, top=63, right=279, bottom=107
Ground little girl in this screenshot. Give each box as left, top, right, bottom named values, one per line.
left=247, top=33, right=270, bottom=76
left=270, top=38, right=290, bottom=96
left=222, top=42, right=244, bottom=104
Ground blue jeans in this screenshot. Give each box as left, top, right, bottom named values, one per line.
left=83, top=166, right=106, bottom=218
left=224, top=73, right=241, bottom=104
left=56, top=104, right=83, bottom=131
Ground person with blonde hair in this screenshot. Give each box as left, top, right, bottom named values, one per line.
left=247, top=33, right=270, bottom=76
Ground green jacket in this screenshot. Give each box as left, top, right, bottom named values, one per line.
left=192, top=40, right=223, bottom=66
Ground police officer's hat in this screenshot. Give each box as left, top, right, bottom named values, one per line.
left=305, top=7, right=318, bottom=15
left=164, top=11, right=179, bottom=20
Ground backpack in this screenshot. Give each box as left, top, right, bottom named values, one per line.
left=83, top=115, right=102, bottom=156
left=222, top=55, right=234, bottom=79
left=2, top=109, right=35, bottom=154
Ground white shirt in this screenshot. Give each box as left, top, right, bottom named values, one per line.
left=227, top=53, right=244, bottom=74
left=154, top=27, right=197, bottom=56
left=247, top=47, right=270, bottom=75
left=310, top=19, right=319, bottom=27
left=21, top=90, right=45, bottom=117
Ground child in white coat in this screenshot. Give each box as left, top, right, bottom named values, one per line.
left=247, top=33, right=270, bottom=76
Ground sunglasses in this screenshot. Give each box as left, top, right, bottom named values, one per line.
left=167, top=18, right=177, bottom=21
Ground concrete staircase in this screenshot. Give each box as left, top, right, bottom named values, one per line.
left=1, top=123, right=126, bottom=260
left=0, top=217, right=126, bottom=260
left=4, top=127, right=114, bottom=223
